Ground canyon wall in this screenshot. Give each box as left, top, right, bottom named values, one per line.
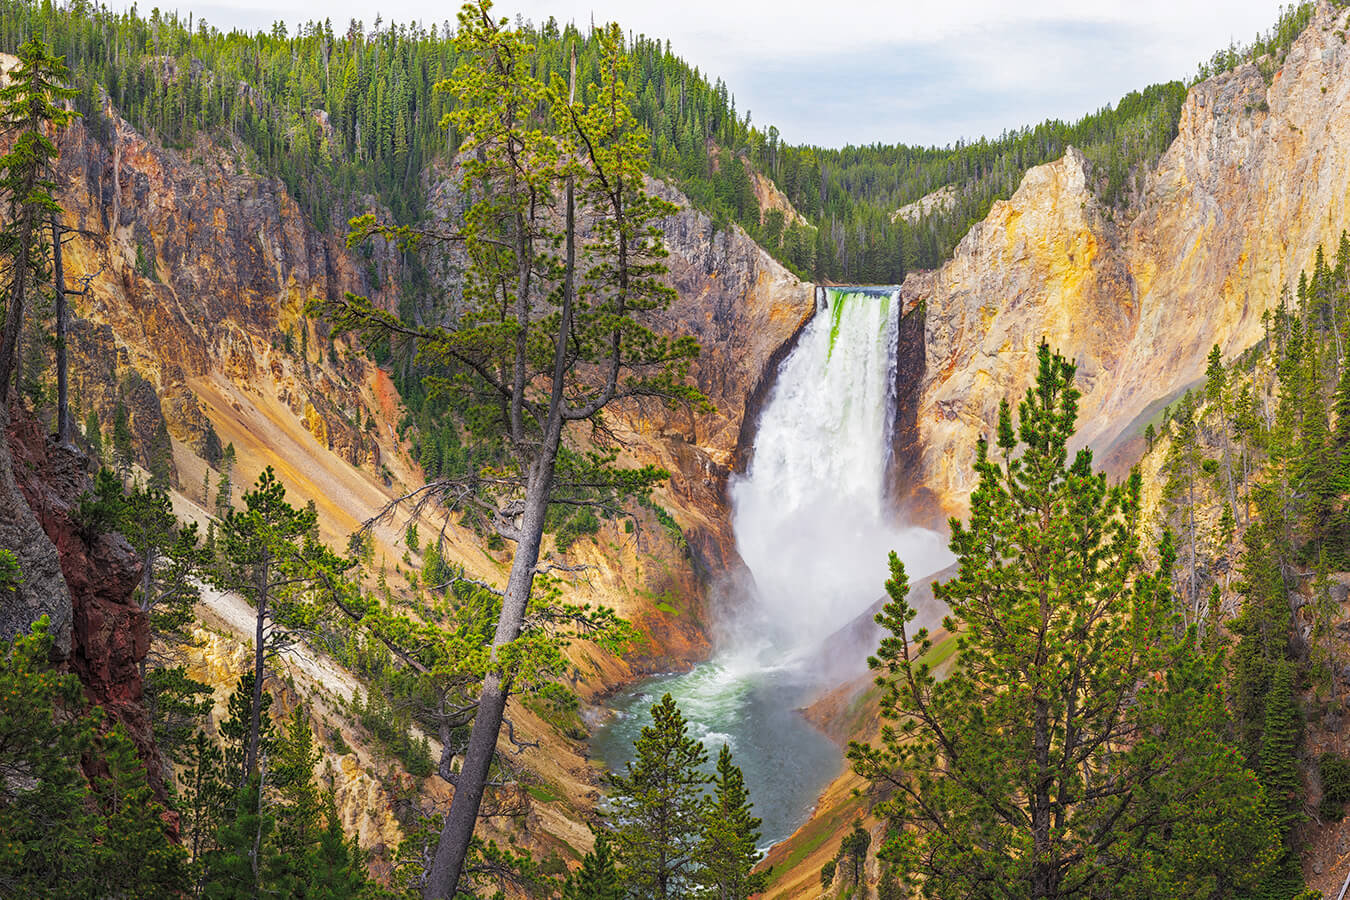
left=43, top=92, right=812, bottom=630
left=902, top=1, right=1350, bottom=515
left=0, top=84, right=816, bottom=869
left=773, top=5, right=1350, bottom=893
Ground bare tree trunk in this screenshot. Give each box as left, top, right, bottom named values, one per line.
left=245, top=567, right=268, bottom=785
left=1219, top=412, right=1237, bottom=525
left=1240, top=431, right=1251, bottom=524
left=251, top=753, right=268, bottom=894
left=1187, top=477, right=1198, bottom=612
left=52, top=217, right=71, bottom=445
left=422, top=55, right=584, bottom=898
left=137, top=546, right=157, bottom=685
left=0, top=216, right=33, bottom=404
left=423, top=454, right=557, bottom=898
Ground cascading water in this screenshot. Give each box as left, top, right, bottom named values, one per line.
left=727, top=287, right=951, bottom=657
left=592, top=287, right=953, bottom=849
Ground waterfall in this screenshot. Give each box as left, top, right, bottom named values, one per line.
left=728, top=287, right=951, bottom=655
left=594, top=286, right=953, bottom=849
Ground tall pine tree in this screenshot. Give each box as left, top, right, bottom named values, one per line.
left=608, top=693, right=710, bottom=900
left=849, top=343, right=1281, bottom=899
left=696, top=744, right=767, bottom=899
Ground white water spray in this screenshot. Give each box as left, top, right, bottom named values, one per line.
left=594, top=286, right=953, bottom=847
left=728, top=287, right=952, bottom=656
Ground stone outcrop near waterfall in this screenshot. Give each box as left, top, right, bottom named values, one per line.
left=622, top=179, right=816, bottom=571
left=901, top=1, right=1350, bottom=515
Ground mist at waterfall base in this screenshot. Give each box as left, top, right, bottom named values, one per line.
left=592, top=288, right=954, bottom=850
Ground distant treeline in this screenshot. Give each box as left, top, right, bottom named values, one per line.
left=0, top=0, right=1329, bottom=284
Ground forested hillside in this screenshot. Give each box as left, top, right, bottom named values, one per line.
left=753, top=1, right=1326, bottom=284
left=0, top=0, right=756, bottom=231
left=2, top=0, right=1328, bottom=290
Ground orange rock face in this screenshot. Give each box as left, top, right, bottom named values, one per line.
left=901, top=3, right=1350, bottom=517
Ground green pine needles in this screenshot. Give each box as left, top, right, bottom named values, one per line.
left=850, top=342, right=1282, bottom=900
left=0, top=618, right=188, bottom=898
left=0, top=37, right=77, bottom=405
left=603, top=693, right=767, bottom=900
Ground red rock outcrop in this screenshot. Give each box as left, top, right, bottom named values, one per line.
left=5, top=409, right=164, bottom=798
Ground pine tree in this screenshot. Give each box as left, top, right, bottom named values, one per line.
left=92, top=725, right=189, bottom=898
left=219, top=671, right=277, bottom=787
left=849, top=343, right=1281, bottom=899
left=266, top=707, right=374, bottom=898
left=1234, top=382, right=1265, bottom=525
left=215, top=441, right=236, bottom=516
left=1309, top=557, right=1340, bottom=703
left=1266, top=316, right=1306, bottom=566
left=1205, top=344, right=1239, bottom=523
left=697, top=744, right=767, bottom=899
left=820, top=859, right=836, bottom=890
left=1230, top=520, right=1295, bottom=755
left=1258, top=660, right=1306, bottom=898
left=202, top=420, right=224, bottom=467
left=0, top=618, right=97, bottom=897
left=0, top=39, right=77, bottom=405
left=214, top=467, right=344, bottom=783
left=1298, top=343, right=1337, bottom=554
left=319, top=9, right=702, bottom=896
left=201, top=776, right=275, bottom=899
left=147, top=417, right=174, bottom=490
left=1329, top=362, right=1350, bottom=563
left=305, top=793, right=374, bottom=899
left=1163, top=391, right=1205, bottom=622
left=1262, top=661, right=1303, bottom=840
left=180, top=729, right=232, bottom=884
left=838, top=821, right=870, bottom=888
left=119, top=482, right=211, bottom=757
left=609, top=693, right=711, bottom=900
left=270, top=706, right=324, bottom=856
left=84, top=408, right=103, bottom=459
left=564, top=831, right=623, bottom=900
left=112, top=400, right=135, bottom=479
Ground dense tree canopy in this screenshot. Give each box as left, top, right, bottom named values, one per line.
left=3, top=0, right=1322, bottom=291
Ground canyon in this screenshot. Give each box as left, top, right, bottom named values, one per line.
left=3, top=1, right=1350, bottom=895
left=901, top=2, right=1350, bottom=519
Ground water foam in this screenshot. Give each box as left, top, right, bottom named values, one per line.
left=728, top=288, right=952, bottom=656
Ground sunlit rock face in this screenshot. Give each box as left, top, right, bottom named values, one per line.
left=53, top=110, right=395, bottom=479
left=902, top=2, right=1350, bottom=516
left=620, top=178, right=817, bottom=571
left=44, top=82, right=817, bottom=673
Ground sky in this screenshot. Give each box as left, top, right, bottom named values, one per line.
left=175, top=0, right=1291, bottom=148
